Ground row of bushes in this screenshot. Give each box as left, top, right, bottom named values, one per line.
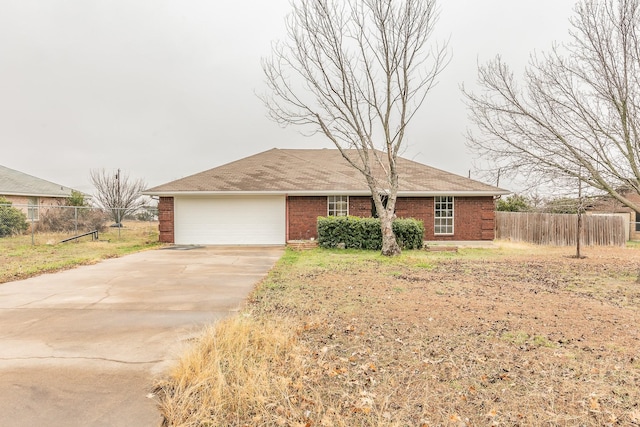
left=317, top=216, right=424, bottom=250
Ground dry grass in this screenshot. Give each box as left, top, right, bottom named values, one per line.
left=155, top=316, right=305, bottom=427
left=0, top=220, right=161, bottom=283
left=157, top=243, right=640, bottom=426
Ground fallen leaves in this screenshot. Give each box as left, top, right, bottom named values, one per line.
left=236, top=247, right=640, bottom=426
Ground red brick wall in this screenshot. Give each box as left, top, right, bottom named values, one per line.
left=287, top=195, right=497, bottom=241
left=349, top=196, right=372, bottom=217
left=395, top=197, right=496, bottom=241
left=158, top=196, right=174, bottom=243
left=287, top=196, right=326, bottom=240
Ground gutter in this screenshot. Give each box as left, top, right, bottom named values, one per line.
left=143, top=190, right=511, bottom=197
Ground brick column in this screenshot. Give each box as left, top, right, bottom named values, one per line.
left=158, top=196, right=174, bottom=243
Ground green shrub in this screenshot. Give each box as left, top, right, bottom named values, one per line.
left=317, top=216, right=423, bottom=250
left=66, top=190, right=89, bottom=207
left=0, top=197, right=29, bottom=237
left=393, top=218, right=425, bottom=249
left=496, top=194, right=532, bottom=212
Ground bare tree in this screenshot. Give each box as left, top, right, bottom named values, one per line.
left=90, top=169, right=147, bottom=226
left=262, top=0, right=449, bottom=256
left=464, top=0, right=640, bottom=214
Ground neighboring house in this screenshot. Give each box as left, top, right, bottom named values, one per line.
left=143, top=148, right=510, bottom=245
left=0, top=165, right=75, bottom=220
left=587, top=188, right=640, bottom=240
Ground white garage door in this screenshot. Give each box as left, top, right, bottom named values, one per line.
left=174, top=196, right=286, bottom=245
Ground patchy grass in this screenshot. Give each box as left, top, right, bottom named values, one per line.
left=156, top=243, right=640, bottom=426
left=0, top=221, right=161, bottom=284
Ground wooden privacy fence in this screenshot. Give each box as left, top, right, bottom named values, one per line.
left=495, top=212, right=626, bottom=246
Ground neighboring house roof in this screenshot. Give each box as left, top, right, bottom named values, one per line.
left=0, top=165, right=75, bottom=198
left=145, top=148, right=510, bottom=197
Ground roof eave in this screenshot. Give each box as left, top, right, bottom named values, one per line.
left=144, top=189, right=511, bottom=197
left=398, top=190, right=511, bottom=197
left=0, top=191, right=71, bottom=198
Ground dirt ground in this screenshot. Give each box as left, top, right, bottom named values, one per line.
left=248, top=243, right=640, bottom=426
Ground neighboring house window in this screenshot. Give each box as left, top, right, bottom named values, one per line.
left=28, top=197, right=39, bottom=221
left=434, top=196, right=454, bottom=235
left=328, top=196, right=348, bottom=216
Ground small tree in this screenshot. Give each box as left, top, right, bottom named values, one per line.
left=262, top=0, right=449, bottom=256
left=90, top=169, right=147, bottom=225
left=496, top=194, right=532, bottom=212
left=0, top=197, right=29, bottom=237
left=66, top=190, right=88, bottom=207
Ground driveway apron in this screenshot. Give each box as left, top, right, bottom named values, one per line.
left=0, top=246, right=284, bottom=427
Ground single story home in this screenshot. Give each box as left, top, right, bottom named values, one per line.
left=144, top=148, right=509, bottom=245
left=586, top=187, right=640, bottom=240
left=0, top=165, right=76, bottom=220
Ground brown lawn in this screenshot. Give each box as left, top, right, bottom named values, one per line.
left=157, top=243, right=640, bottom=427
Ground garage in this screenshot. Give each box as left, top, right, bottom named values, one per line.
left=174, top=196, right=286, bottom=245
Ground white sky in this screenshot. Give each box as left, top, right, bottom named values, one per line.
left=0, top=0, right=577, bottom=194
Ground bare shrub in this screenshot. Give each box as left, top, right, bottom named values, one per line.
left=35, top=207, right=109, bottom=233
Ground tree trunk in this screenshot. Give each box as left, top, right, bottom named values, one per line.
left=576, top=179, right=583, bottom=259
left=576, top=210, right=582, bottom=258
left=262, top=0, right=449, bottom=258
left=380, top=213, right=401, bottom=256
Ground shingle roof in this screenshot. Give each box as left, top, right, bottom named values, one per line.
left=0, top=165, right=74, bottom=198
left=145, top=148, right=509, bottom=196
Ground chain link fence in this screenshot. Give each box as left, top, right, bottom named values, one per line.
left=0, top=203, right=158, bottom=245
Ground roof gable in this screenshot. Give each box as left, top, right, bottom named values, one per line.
left=0, top=165, right=75, bottom=198
left=145, top=148, right=508, bottom=196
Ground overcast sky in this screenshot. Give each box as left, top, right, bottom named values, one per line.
left=0, top=0, right=577, bottom=194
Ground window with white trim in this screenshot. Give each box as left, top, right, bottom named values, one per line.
left=434, top=196, right=454, bottom=235
left=328, top=195, right=348, bottom=216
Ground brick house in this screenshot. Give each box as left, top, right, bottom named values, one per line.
left=144, top=148, right=509, bottom=245
left=0, top=165, right=76, bottom=220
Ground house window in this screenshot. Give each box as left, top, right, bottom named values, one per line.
left=434, top=196, right=454, bottom=235
left=28, top=197, right=39, bottom=221
left=328, top=196, right=348, bottom=216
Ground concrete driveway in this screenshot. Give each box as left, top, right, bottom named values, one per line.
left=0, top=246, right=284, bottom=427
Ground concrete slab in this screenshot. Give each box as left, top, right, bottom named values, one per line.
left=0, top=246, right=284, bottom=427
left=424, top=240, right=496, bottom=248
